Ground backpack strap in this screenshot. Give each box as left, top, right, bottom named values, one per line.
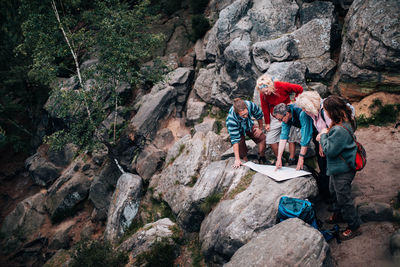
left=338, top=125, right=356, bottom=170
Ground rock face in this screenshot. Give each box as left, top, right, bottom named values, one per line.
left=195, top=0, right=340, bottom=110
left=134, top=145, right=166, bottom=182
left=45, top=163, right=92, bottom=223
left=199, top=172, right=318, bottom=264
left=150, top=132, right=230, bottom=219
left=25, top=144, right=77, bottom=187
left=390, top=229, right=400, bottom=264
left=0, top=192, right=47, bottom=253
left=177, top=158, right=248, bottom=232
left=104, top=173, right=143, bottom=243
left=224, top=218, right=332, bottom=267
left=335, top=0, right=400, bottom=100
left=89, top=159, right=122, bottom=221
left=118, top=218, right=176, bottom=258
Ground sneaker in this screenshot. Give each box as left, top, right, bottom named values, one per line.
left=339, top=227, right=362, bottom=241
left=325, top=213, right=345, bottom=224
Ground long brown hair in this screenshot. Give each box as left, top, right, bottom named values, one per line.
left=323, top=95, right=356, bottom=130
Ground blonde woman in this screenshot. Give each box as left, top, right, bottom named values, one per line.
left=296, top=91, right=332, bottom=201
left=256, top=73, right=303, bottom=163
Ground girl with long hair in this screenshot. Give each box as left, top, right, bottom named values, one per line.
left=316, top=95, right=361, bottom=240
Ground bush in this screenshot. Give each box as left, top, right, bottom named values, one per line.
left=356, top=99, right=400, bottom=127
left=191, top=15, right=210, bottom=41
left=135, top=237, right=177, bottom=267
left=70, top=239, right=128, bottom=267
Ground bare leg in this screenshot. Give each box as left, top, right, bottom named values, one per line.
left=258, top=140, right=266, bottom=157
left=270, top=143, right=279, bottom=157
left=289, top=142, right=296, bottom=159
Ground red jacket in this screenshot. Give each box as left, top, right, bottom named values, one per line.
left=259, top=81, right=303, bottom=124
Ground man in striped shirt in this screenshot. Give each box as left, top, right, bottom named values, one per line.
left=226, top=98, right=267, bottom=168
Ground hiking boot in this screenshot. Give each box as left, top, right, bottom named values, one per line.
left=288, top=158, right=297, bottom=166
left=325, top=213, right=345, bottom=224
left=258, top=156, right=271, bottom=165
left=339, top=227, right=362, bottom=241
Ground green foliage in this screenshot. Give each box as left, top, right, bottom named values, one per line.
left=191, top=15, right=210, bottom=41
left=199, top=192, right=223, bottom=214
left=188, top=235, right=204, bottom=267
left=120, top=216, right=145, bottom=243
left=70, top=239, right=128, bottom=267
left=135, top=237, right=177, bottom=267
left=189, top=0, right=209, bottom=14
left=227, top=170, right=255, bottom=199
left=17, top=0, right=166, bottom=151
left=356, top=99, right=400, bottom=127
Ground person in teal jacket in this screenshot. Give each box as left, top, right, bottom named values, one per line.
left=273, top=103, right=313, bottom=171
left=316, top=95, right=361, bottom=241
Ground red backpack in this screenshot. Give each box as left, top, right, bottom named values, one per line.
left=340, top=126, right=367, bottom=171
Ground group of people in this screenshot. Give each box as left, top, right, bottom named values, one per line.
left=225, top=73, right=361, bottom=241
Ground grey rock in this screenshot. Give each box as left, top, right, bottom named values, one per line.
left=48, top=222, right=73, bottom=250
left=224, top=218, right=332, bottom=267
left=199, top=172, right=318, bottom=264
left=130, top=86, right=177, bottom=140
left=223, top=36, right=252, bottom=77
left=300, top=1, right=335, bottom=25
left=167, top=67, right=194, bottom=87
left=336, top=0, right=400, bottom=99
left=186, top=97, right=208, bottom=123
left=150, top=132, right=229, bottom=216
left=308, top=82, right=330, bottom=98
left=358, top=202, right=394, bottom=222
left=266, top=61, right=308, bottom=89
left=26, top=154, right=62, bottom=187
left=0, top=192, right=46, bottom=252
left=252, top=35, right=297, bottom=72
left=104, top=173, right=143, bottom=243
left=300, top=57, right=337, bottom=80
left=95, top=110, right=126, bottom=141
left=153, top=128, right=175, bottom=149
left=47, top=143, right=78, bottom=167
left=118, top=218, right=176, bottom=258
left=165, top=25, right=192, bottom=57
left=194, top=119, right=218, bottom=134
left=248, top=0, right=298, bottom=41
left=194, top=67, right=216, bottom=104
left=89, top=159, right=121, bottom=221
left=291, top=18, right=332, bottom=59
left=134, top=145, right=166, bottom=182
left=45, top=170, right=92, bottom=223
left=177, top=159, right=247, bottom=232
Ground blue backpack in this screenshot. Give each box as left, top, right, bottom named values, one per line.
left=277, top=196, right=340, bottom=243
left=277, top=196, right=319, bottom=229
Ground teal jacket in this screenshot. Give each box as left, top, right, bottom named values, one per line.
left=280, top=104, right=313, bottom=147
left=320, top=122, right=357, bottom=176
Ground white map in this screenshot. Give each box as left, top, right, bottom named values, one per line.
left=243, top=161, right=311, bottom=182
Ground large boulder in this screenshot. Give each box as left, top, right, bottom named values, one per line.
left=104, top=173, right=143, bottom=243
left=199, top=172, right=318, bottom=264
left=150, top=132, right=229, bottom=217
left=89, top=159, right=122, bottom=221
left=133, top=145, right=166, bottom=182
left=0, top=192, right=47, bottom=253
left=335, top=0, right=400, bottom=100
left=45, top=163, right=92, bottom=223
left=177, top=158, right=248, bottom=232
left=118, top=218, right=176, bottom=258
left=224, top=218, right=332, bottom=267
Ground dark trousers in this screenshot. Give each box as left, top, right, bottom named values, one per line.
left=312, top=132, right=331, bottom=200
left=329, top=170, right=361, bottom=230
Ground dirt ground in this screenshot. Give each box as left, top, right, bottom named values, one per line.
left=316, top=125, right=400, bottom=267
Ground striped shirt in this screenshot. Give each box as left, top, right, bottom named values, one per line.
left=226, top=100, right=264, bottom=144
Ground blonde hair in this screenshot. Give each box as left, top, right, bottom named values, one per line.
left=296, top=91, right=321, bottom=116
left=256, top=73, right=275, bottom=95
